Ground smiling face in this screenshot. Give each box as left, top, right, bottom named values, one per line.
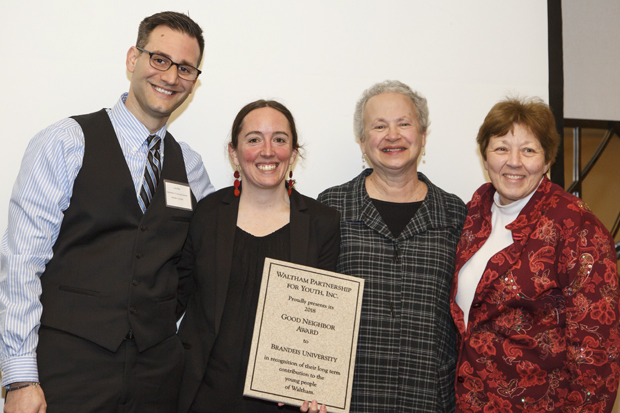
left=361, top=92, right=426, bottom=176
left=125, top=25, right=201, bottom=132
left=484, top=123, right=550, bottom=205
left=229, top=107, right=298, bottom=193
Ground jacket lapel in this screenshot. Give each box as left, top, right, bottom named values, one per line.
left=214, top=189, right=239, bottom=334
left=471, top=179, right=550, bottom=294
left=289, top=189, right=310, bottom=266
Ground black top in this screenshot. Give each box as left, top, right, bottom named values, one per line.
left=371, top=198, right=423, bottom=238
left=176, top=186, right=341, bottom=413
left=190, top=224, right=297, bottom=412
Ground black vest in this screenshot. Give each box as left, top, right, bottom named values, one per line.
left=40, top=109, right=196, bottom=352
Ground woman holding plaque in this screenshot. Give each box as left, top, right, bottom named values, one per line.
left=450, top=97, right=619, bottom=412
left=318, top=80, right=467, bottom=412
left=176, top=99, right=339, bottom=413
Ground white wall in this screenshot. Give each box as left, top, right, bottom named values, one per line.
left=0, top=0, right=549, bottom=237
left=0, top=0, right=548, bottom=404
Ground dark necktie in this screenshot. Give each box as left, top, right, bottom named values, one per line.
left=138, top=135, right=162, bottom=213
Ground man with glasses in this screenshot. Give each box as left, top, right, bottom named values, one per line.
left=0, top=11, right=213, bottom=412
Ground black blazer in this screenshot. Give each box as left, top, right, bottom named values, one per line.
left=176, top=186, right=340, bottom=413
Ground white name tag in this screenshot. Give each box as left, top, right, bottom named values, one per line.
left=164, top=180, right=193, bottom=211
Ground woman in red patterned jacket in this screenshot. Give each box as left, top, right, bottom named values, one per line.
left=450, top=97, right=620, bottom=413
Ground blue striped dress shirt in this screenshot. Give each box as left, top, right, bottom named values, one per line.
left=0, top=93, right=214, bottom=386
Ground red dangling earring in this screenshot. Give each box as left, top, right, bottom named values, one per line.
left=234, top=168, right=241, bottom=197
left=288, top=169, right=294, bottom=196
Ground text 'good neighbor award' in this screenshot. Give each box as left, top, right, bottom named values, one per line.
left=244, top=258, right=364, bottom=413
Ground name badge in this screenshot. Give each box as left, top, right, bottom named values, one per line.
left=164, top=180, right=193, bottom=211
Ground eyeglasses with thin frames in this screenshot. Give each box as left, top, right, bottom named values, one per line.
left=136, top=47, right=202, bottom=81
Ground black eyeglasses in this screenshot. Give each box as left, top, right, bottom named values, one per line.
left=136, top=47, right=202, bottom=81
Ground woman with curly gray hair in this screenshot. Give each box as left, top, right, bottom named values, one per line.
left=318, top=80, right=466, bottom=412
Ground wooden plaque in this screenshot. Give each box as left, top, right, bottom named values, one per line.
left=244, top=258, right=364, bottom=413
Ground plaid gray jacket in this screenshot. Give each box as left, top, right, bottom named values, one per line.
left=318, top=170, right=467, bottom=412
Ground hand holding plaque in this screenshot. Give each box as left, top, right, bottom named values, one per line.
left=244, top=259, right=364, bottom=413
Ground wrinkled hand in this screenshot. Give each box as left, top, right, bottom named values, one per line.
left=4, top=384, right=47, bottom=413
left=300, top=400, right=326, bottom=413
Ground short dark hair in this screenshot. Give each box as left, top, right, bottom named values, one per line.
left=477, top=97, right=561, bottom=164
left=230, top=100, right=300, bottom=153
left=136, top=11, right=205, bottom=65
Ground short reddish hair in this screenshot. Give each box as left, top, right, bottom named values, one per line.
left=477, top=97, right=560, bottom=164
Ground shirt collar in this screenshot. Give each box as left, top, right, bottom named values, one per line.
left=491, top=176, right=543, bottom=214
left=492, top=187, right=535, bottom=216
left=345, top=169, right=455, bottom=234
left=108, top=93, right=168, bottom=146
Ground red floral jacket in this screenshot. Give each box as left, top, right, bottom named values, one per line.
left=450, top=177, right=620, bottom=413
